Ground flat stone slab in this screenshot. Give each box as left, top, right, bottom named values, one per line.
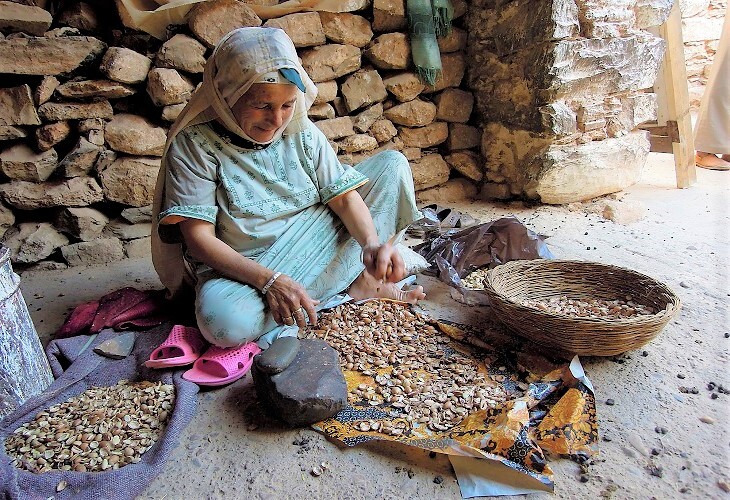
left=253, top=338, right=346, bottom=427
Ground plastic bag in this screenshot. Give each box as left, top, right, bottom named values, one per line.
left=414, top=216, right=554, bottom=305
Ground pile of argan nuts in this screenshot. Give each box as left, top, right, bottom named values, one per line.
left=519, top=295, right=657, bottom=319
left=461, top=268, right=490, bottom=289
left=5, top=380, right=174, bottom=473
left=305, top=300, right=508, bottom=434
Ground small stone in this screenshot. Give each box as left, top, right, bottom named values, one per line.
left=93, top=332, right=136, bottom=359
left=642, top=351, right=649, bottom=357
left=647, top=464, right=663, bottom=478
left=605, top=398, right=615, bottom=406
left=433, top=475, right=443, bottom=484
left=699, top=416, right=715, bottom=424
left=580, top=475, right=589, bottom=483
left=254, top=337, right=300, bottom=375
left=679, top=281, right=690, bottom=288
left=677, top=373, right=685, bottom=379
left=655, top=426, right=668, bottom=434
left=651, top=448, right=660, bottom=456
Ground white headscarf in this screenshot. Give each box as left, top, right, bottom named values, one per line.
left=152, top=27, right=318, bottom=300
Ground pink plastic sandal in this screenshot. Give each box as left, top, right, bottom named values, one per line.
left=182, top=342, right=262, bottom=386
left=145, top=325, right=207, bottom=368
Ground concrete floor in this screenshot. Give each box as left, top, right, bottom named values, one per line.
left=17, top=152, right=730, bottom=499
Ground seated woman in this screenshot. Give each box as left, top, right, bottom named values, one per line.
left=150, top=27, right=425, bottom=385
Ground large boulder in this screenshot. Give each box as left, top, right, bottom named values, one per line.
left=55, top=207, right=109, bottom=241
left=1, top=222, right=68, bottom=264
left=410, top=154, right=450, bottom=191
left=319, top=12, right=373, bottom=47
left=364, top=33, right=410, bottom=70
left=61, top=238, right=125, bottom=267
left=340, top=69, right=387, bottom=113
left=527, top=131, right=651, bottom=204
left=384, top=99, right=437, bottom=127
left=156, top=34, right=207, bottom=74
left=99, top=47, right=152, bottom=85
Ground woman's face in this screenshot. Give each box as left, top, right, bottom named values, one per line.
left=231, top=83, right=298, bottom=143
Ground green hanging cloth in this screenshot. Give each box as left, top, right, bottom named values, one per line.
left=407, top=0, right=455, bottom=86
left=431, top=0, right=454, bottom=37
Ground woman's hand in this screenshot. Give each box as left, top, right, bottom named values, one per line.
left=264, top=273, right=319, bottom=328
left=362, top=242, right=405, bottom=283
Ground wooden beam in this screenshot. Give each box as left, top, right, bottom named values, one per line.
left=658, top=2, right=697, bottom=188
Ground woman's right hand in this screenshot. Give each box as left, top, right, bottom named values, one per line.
left=264, top=273, right=319, bottom=328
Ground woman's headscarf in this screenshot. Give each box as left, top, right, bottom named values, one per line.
left=152, top=27, right=318, bottom=300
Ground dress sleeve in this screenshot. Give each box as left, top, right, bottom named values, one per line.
left=308, top=124, right=368, bottom=205
left=157, top=127, right=219, bottom=243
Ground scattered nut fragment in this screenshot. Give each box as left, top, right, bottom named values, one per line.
left=462, top=268, right=490, bottom=289
left=5, top=381, right=175, bottom=474
left=56, top=480, right=68, bottom=492
left=304, top=301, right=508, bottom=435
left=311, top=465, right=323, bottom=476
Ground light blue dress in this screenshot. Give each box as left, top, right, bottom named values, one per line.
left=159, top=121, right=420, bottom=348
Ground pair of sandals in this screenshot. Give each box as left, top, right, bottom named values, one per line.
left=145, top=325, right=261, bottom=386
left=406, top=204, right=479, bottom=239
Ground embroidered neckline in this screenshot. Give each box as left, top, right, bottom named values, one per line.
left=208, top=120, right=271, bottom=151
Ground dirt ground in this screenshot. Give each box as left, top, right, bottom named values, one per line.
left=17, top=152, right=729, bottom=499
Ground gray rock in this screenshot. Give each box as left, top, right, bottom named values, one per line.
left=0, top=85, right=41, bottom=126
left=156, top=34, right=207, bottom=74
left=0, top=143, right=57, bottom=182
left=254, top=337, right=300, bottom=374
left=121, top=205, right=153, bottom=224
left=0, top=126, right=27, bottom=141
left=0, top=36, right=106, bottom=76
left=0, top=1, right=52, bottom=36
left=103, top=219, right=151, bottom=240
left=0, top=177, right=103, bottom=210
left=98, top=156, right=160, bottom=207
left=94, top=332, right=136, bottom=359
left=57, top=137, right=102, bottom=177
left=253, top=338, right=347, bottom=427
left=38, top=101, right=113, bottom=121
left=1, top=222, right=69, bottom=264
left=60, top=237, right=125, bottom=266
left=55, top=207, right=109, bottom=241
left=55, top=79, right=136, bottom=100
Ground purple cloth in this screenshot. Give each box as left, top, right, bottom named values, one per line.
left=0, top=324, right=199, bottom=500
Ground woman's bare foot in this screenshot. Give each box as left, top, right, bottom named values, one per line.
left=696, top=152, right=730, bottom=171
left=348, top=271, right=426, bottom=303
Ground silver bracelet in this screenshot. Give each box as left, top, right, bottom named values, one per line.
left=261, top=271, right=282, bottom=295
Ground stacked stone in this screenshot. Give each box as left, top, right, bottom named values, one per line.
left=0, top=0, right=481, bottom=270
left=468, top=0, right=669, bottom=204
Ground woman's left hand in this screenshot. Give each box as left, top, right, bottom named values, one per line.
left=362, top=242, right=405, bottom=283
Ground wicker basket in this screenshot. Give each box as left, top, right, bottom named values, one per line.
left=483, top=259, right=681, bottom=356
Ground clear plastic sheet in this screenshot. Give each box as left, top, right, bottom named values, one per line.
left=414, top=216, right=554, bottom=305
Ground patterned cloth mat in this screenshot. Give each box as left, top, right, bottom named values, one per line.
left=307, top=301, right=597, bottom=491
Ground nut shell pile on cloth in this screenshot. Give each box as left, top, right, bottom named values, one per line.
left=306, top=299, right=598, bottom=490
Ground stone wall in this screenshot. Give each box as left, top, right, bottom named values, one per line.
left=680, top=0, right=727, bottom=108
left=0, top=0, right=479, bottom=269
left=469, top=0, right=669, bottom=204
